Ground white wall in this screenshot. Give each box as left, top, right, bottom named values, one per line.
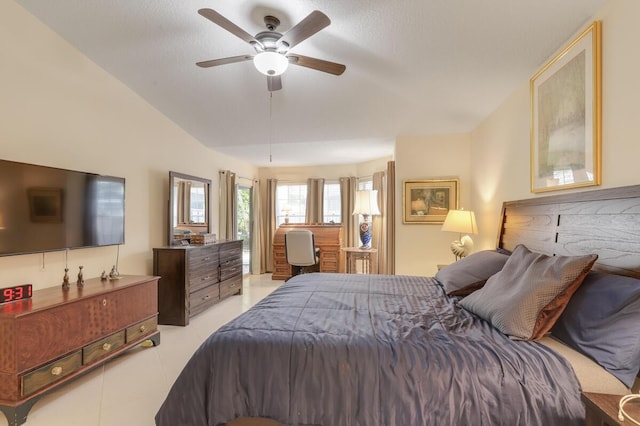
left=394, top=134, right=471, bottom=276
left=469, top=0, right=640, bottom=252
left=0, top=1, right=257, bottom=290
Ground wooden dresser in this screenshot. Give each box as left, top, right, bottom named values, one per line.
left=153, top=239, right=243, bottom=326
left=272, top=224, right=343, bottom=280
left=0, top=275, right=160, bottom=426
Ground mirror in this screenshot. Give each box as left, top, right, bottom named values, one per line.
left=168, top=171, right=211, bottom=245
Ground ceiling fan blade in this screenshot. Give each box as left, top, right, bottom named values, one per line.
left=277, top=10, right=330, bottom=50
left=288, top=54, right=346, bottom=76
left=196, top=55, right=253, bottom=68
left=198, top=9, right=264, bottom=50
left=267, top=75, right=282, bottom=92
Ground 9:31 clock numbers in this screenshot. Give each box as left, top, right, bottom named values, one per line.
left=1, top=284, right=33, bottom=304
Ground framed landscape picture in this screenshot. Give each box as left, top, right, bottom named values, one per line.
left=530, top=21, right=601, bottom=193
left=402, top=178, right=459, bottom=224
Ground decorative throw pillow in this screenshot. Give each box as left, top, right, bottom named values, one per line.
left=459, top=244, right=597, bottom=341
left=551, top=271, right=640, bottom=388
left=435, top=250, right=510, bottom=297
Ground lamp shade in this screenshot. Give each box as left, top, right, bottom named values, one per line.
left=352, top=190, right=381, bottom=216
left=441, top=209, right=478, bottom=234
left=253, top=52, right=289, bottom=76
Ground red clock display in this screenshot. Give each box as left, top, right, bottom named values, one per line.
left=0, top=284, right=33, bottom=304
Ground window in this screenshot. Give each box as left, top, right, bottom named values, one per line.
left=358, top=178, right=373, bottom=191
left=190, top=185, right=206, bottom=223
left=276, top=183, right=306, bottom=225
left=323, top=182, right=341, bottom=223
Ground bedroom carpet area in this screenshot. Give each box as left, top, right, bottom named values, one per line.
left=0, top=274, right=283, bottom=426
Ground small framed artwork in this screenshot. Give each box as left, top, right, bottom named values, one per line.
left=530, top=21, right=601, bottom=193
left=28, top=188, right=63, bottom=223
left=403, top=178, right=459, bottom=224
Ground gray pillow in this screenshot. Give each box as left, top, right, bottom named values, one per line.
left=459, top=244, right=597, bottom=341
left=435, top=250, right=510, bottom=296
left=551, top=272, right=640, bottom=388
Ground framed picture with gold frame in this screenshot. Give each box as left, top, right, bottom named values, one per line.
left=530, top=21, right=601, bottom=193
left=402, top=178, right=459, bottom=224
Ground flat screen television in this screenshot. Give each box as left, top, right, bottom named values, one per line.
left=0, top=159, right=125, bottom=256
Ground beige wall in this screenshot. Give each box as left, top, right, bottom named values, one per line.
left=394, top=134, right=471, bottom=276
left=469, top=0, right=640, bottom=252
left=258, top=157, right=391, bottom=182
left=0, top=1, right=257, bottom=290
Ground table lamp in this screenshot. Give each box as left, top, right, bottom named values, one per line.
left=281, top=205, right=292, bottom=223
left=353, top=190, right=381, bottom=248
left=441, top=209, right=478, bottom=260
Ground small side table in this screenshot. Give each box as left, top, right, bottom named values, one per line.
left=582, top=392, right=640, bottom=426
left=343, top=247, right=378, bottom=274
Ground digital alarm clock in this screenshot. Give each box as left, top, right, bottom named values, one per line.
left=0, top=284, right=33, bottom=304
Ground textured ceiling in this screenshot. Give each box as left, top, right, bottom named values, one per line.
left=15, top=0, right=607, bottom=167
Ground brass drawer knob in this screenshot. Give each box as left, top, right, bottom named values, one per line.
left=102, top=299, right=107, bottom=306
left=139, top=325, right=146, bottom=333
left=50, top=366, right=63, bottom=376
left=102, top=343, right=112, bottom=351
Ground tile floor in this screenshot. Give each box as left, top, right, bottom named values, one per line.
left=0, top=274, right=283, bottom=426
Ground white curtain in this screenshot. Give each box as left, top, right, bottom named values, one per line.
left=219, top=170, right=236, bottom=240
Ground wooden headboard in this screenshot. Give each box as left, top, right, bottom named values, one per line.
left=497, top=185, right=640, bottom=279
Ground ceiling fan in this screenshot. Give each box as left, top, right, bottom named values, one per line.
left=196, top=9, right=346, bottom=91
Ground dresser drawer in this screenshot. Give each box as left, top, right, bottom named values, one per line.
left=22, top=351, right=82, bottom=397
left=126, top=317, right=157, bottom=343
left=190, top=284, right=219, bottom=317
left=188, top=271, right=219, bottom=293
left=220, top=275, right=242, bottom=299
left=219, top=240, right=242, bottom=261
left=220, top=257, right=243, bottom=281
left=188, top=246, right=219, bottom=272
left=82, top=330, right=125, bottom=365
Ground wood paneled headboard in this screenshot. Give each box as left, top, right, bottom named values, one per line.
left=497, top=185, right=640, bottom=278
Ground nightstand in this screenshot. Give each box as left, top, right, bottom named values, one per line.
left=343, top=247, right=377, bottom=274
left=582, top=392, right=640, bottom=426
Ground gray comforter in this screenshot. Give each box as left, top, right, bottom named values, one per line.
left=155, top=273, right=584, bottom=425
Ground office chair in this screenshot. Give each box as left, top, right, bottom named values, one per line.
left=284, top=230, right=320, bottom=280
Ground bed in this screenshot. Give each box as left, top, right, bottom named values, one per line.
left=156, top=185, right=640, bottom=426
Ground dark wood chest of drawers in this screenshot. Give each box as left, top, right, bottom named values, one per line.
left=153, top=240, right=243, bottom=326
left=0, top=275, right=160, bottom=426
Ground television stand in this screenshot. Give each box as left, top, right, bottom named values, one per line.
left=0, top=275, right=160, bottom=426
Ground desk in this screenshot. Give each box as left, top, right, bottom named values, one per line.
left=272, top=224, right=343, bottom=280
left=343, top=247, right=378, bottom=274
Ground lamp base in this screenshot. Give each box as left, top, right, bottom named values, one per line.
left=450, top=235, right=474, bottom=260
left=359, top=221, right=372, bottom=248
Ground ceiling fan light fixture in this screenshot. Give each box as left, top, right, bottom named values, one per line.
left=253, top=51, right=289, bottom=76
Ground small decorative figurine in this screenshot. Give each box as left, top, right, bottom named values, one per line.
left=101, top=270, right=108, bottom=281
left=62, top=268, right=70, bottom=290
left=109, top=265, right=120, bottom=280
left=77, top=265, right=85, bottom=287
